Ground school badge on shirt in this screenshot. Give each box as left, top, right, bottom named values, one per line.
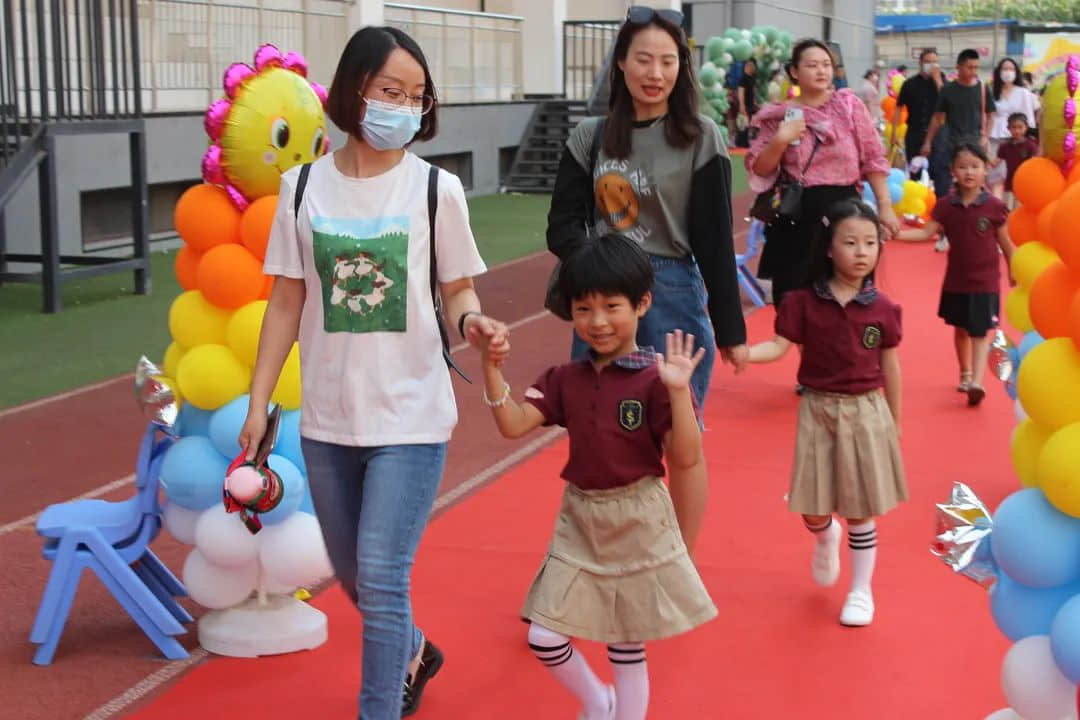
left=862, top=325, right=883, bottom=350
left=618, top=399, right=644, bottom=431
left=976, top=216, right=991, bottom=234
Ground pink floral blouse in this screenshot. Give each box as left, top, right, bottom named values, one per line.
left=746, top=88, right=889, bottom=194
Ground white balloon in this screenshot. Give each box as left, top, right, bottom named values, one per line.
left=1002, top=635, right=1078, bottom=720
left=182, top=548, right=257, bottom=610
left=163, top=502, right=201, bottom=545
left=1015, top=397, right=1029, bottom=423
left=257, top=560, right=298, bottom=596
left=258, top=512, right=333, bottom=587
left=194, top=505, right=260, bottom=568
left=985, top=709, right=1024, bottom=720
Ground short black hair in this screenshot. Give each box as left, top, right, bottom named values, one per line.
left=557, top=234, right=654, bottom=314
left=918, top=48, right=936, bottom=63
left=958, top=48, right=980, bottom=65
left=1007, top=112, right=1030, bottom=127
left=326, top=26, right=438, bottom=144
left=806, top=200, right=883, bottom=286
left=951, top=138, right=989, bottom=164
left=787, top=38, right=835, bottom=83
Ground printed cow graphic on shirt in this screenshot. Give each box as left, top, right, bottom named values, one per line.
left=311, top=215, right=409, bottom=333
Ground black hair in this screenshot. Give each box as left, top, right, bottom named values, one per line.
left=993, top=57, right=1024, bottom=100
left=744, top=58, right=757, bottom=69
left=897, top=64, right=909, bottom=74
left=957, top=48, right=980, bottom=65
left=786, top=38, right=835, bottom=84
left=605, top=14, right=701, bottom=159
left=918, top=48, right=937, bottom=63
left=326, top=26, right=438, bottom=144
left=951, top=139, right=989, bottom=164
left=557, top=234, right=654, bottom=314
left=863, top=69, right=878, bottom=80
left=1007, top=112, right=1030, bottom=127
left=805, top=200, right=883, bottom=286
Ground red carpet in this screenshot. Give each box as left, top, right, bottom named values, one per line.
left=128, top=242, right=1017, bottom=719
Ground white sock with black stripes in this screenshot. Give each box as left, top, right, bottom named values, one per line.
left=528, top=623, right=610, bottom=719
left=608, top=643, right=648, bottom=720
left=848, top=520, right=878, bottom=593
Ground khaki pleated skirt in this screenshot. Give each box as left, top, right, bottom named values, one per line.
left=521, top=476, right=717, bottom=644
left=788, top=389, right=908, bottom=518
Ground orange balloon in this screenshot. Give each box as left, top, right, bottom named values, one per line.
left=924, top=190, right=936, bottom=216
left=900, top=106, right=909, bottom=124
left=1039, top=200, right=1059, bottom=246
left=1053, top=182, right=1080, bottom=272
left=881, top=96, right=897, bottom=116
left=174, top=183, right=242, bottom=254
left=1008, top=205, right=1039, bottom=246
left=1069, top=162, right=1080, bottom=186
left=1030, top=261, right=1080, bottom=339
left=260, top=275, right=274, bottom=300
left=175, top=245, right=201, bottom=291
left=1070, top=290, right=1080, bottom=349
left=240, top=195, right=278, bottom=262
left=196, top=244, right=266, bottom=310
left=1014, top=157, right=1066, bottom=211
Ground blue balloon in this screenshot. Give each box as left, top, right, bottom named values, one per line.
left=159, top=436, right=228, bottom=510
left=991, top=572, right=1079, bottom=641
left=888, top=168, right=906, bottom=185
left=992, top=488, right=1080, bottom=588
left=1051, top=594, right=1080, bottom=683
left=259, top=454, right=307, bottom=525
left=298, top=491, right=316, bottom=516
left=1019, top=331, right=1044, bottom=359
left=177, top=404, right=213, bottom=438
left=888, top=182, right=903, bottom=204
left=275, top=410, right=305, bottom=473
left=208, top=395, right=250, bottom=460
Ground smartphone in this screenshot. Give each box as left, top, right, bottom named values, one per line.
left=785, top=105, right=804, bottom=146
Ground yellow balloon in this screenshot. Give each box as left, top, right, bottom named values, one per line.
left=169, top=290, right=231, bottom=349
left=902, top=179, right=923, bottom=201
left=890, top=74, right=904, bottom=95
left=1039, top=72, right=1080, bottom=166
left=897, top=122, right=908, bottom=140
left=176, top=344, right=252, bottom=410
left=271, top=343, right=302, bottom=410
left=1017, top=338, right=1080, bottom=429
left=1012, top=419, right=1053, bottom=487
left=1011, top=241, right=1061, bottom=289
left=163, top=341, right=187, bottom=380
left=909, top=198, right=927, bottom=217
left=1005, top=287, right=1034, bottom=332
left=226, top=300, right=268, bottom=367
left=1037, top=422, right=1080, bottom=517
left=220, top=68, right=328, bottom=202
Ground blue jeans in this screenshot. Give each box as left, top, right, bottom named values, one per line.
left=572, top=254, right=716, bottom=410
left=301, top=438, right=447, bottom=720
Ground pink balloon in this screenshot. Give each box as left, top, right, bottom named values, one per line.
left=1065, top=131, right=1076, bottom=159
left=254, top=43, right=284, bottom=71
left=309, top=81, right=328, bottom=107
left=204, top=98, right=230, bottom=141
left=225, top=184, right=250, bottom=212
left=283, top=51, right=308, bottom=77
left=223, top=63, right=255, bottom=99
left=201, top=145, right=225, bottom=185
left=1069, top=55, right=1080, bottom=95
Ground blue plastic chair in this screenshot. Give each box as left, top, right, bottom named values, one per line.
left=29, top=424, right=191, bottom=665
left=736, top=220, right=768, bottom=308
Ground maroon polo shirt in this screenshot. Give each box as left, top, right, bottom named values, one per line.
left=932, top=190, right=1008, bottom=293
left=996, top=139, right=1038, bottom=191
left=776, top=282, right=903, bottom=394
left=524, top=349, right=697, bottom=490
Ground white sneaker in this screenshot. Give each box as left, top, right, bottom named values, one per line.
left=840, top=589, right=875, bottom=626
left=934, top=235, right=950, bottom=252
left=811, top=520, right=842, bottom=587
left=577, top=685, right=616, bottom=720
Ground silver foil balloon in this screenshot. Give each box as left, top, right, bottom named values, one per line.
left=930, top=482, right=998, bottom=590
left=134, top=356, right=179, bottom=433
left=988, top=329, right=1015, bottom=382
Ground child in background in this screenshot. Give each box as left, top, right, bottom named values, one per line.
left=992, top=112, right=1039, bottom=208
left=745, top=199, right=906, bottom=627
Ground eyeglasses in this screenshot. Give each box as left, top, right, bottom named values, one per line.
left=625, top=6, right=684, bottom=27
left=363, top=87, right=436, bottom=115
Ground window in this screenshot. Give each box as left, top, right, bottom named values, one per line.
left=81, top=180, right=199, bottom=251
left=425, top=151, right=474, bottom=191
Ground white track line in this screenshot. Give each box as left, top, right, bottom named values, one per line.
left=0, top=374, right=133, bottom=419
left=0, top=474, right=134, bottom=537
left=79, top=427, right=564, bottom=720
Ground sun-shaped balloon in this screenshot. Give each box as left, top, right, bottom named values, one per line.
left=202, top=44, right=330, bottom=210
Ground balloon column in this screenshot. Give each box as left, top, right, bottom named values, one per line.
left=860, top=168, right=936, bottom=224
left=698, top=26, right=794, bottom=143
left=155, top=45, right=334, bottom=657
left=933, top=57, right=1080, bottom=720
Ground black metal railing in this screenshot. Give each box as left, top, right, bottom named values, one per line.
left=563, top=20, right=619, bottom=104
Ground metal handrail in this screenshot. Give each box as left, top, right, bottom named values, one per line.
left=384, top=2, right=523, bottom=22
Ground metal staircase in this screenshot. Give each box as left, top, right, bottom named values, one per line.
left=501, top=99, right=592, bottom=194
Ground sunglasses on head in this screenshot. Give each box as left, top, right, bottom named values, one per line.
left=626, top=6, right=684, bottom=27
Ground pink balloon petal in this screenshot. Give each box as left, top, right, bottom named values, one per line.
left=254, top=44, right=284, bottom=71
left=204, top=98, right=231, bottom=141
left=1068, top=99, right=1077, bottom=128
left=225, top=183, right=250, bottom=212
left=1065, top=131, right=1076, bottom=159
left=310, top=81, right=328, bottom=107
left=283, top=51, right=308, bottom=77
left=1069, top=56, right=1080, bottom=95
left=201, top=145, right=225, bottom=185
left=224, top=63, right=256, bottom=99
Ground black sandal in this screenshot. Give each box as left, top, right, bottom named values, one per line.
left=966, top=384, right=986, bottom=407
left=402, top=640, right=444, bottom=717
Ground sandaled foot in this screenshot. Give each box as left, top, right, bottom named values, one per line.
left=840, top=589, right=875, bottom=626
left=577, top=685, right=616, bottom=720
left=967, top=384, right=986, bottom=407
left=957, top=372, right=973, bottom=392
left=811, top=520, right=842, bottom=587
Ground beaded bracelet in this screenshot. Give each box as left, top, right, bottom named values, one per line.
left=483, top=381, right=511, bottom=408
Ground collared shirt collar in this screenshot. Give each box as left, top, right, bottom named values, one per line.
left=948, top=189, right=990, bottom=207
left=813, top=279, right=878, bottom=306
left=587, top=346, right=657, bottom=371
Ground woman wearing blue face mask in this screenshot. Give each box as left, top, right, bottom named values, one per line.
left=238, top=26, right=510, bottom=719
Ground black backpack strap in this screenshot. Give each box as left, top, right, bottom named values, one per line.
left=293, top=162, right=311, bottom=218
left=428, top=165, right=470, bottom=383
left=583, top=118, right=606, bottom=237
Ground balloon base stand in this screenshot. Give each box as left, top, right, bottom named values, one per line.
left=198, top=594, right=327, bottom=658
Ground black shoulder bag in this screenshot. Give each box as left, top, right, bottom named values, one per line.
left=294, top=162, right=470, bottom=382
left=749, top=132, right=821, bottom=225
left=543, top=117, right=606, bottom=320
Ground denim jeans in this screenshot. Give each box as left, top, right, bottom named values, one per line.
left=300, top=438, right=447, bottom=720
left=572, top=254, right=716, bottom=410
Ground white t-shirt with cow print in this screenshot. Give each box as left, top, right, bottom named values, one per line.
left=263, top=152, right=486, bottom=446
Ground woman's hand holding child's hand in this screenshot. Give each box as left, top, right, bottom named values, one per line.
left=465, top=313, right=511, bottom=367
left=657, top=330, right=707, bottom=391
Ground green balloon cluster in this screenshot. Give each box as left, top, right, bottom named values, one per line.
left=698, top=25, right=794, bottom=139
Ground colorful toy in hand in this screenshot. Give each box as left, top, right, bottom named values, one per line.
left=223, top=404, right=285, bottom=533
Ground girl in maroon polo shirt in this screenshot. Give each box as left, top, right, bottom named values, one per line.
left=746, top=200, right=907, bottom=627
left=477, top=234, right=716, bottom=720
left=898, top=140, right=1015, bottom=406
